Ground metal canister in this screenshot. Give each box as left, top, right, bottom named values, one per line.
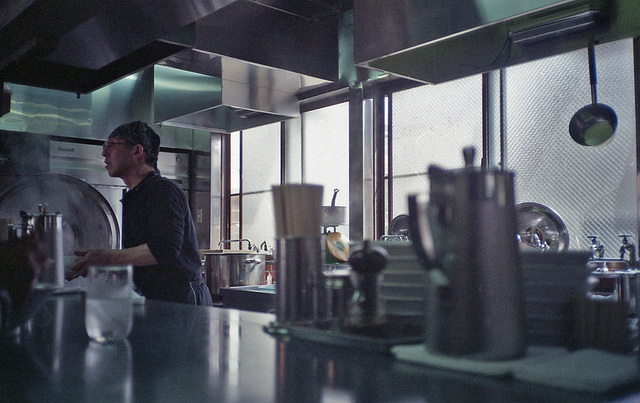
left=27, top=205, right=64, bottom=288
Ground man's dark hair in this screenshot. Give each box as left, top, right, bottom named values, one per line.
left=109, top=121, right=161, bottom=167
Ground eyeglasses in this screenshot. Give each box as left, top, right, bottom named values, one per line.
left=102, top=141, right=132, bottom=151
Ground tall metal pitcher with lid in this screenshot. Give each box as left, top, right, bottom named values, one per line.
left=19, top=205, right=64, bottom=288
left=408, top=147, right=526, bottom=360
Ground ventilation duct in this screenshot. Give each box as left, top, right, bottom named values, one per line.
left=154, top=52, right=326, bottom=133
left=354, top=0, right=640, bottom=84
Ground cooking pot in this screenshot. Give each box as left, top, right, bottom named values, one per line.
left=588, top=269, right=640, bottom=317
left=322, top=189, right=347, bottom=227
left=204, top=243, right=266, bottom=295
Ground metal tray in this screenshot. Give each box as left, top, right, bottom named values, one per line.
left=264, top=320, right=423, bottom=354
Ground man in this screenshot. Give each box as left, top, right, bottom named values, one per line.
left=71, top=121, right=212, bottom=306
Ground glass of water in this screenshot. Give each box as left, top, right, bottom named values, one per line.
left=85, top=265, right=133, bottom=343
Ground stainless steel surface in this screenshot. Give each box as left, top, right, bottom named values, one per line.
left=204, top=251, right=266, bottom=295
left=322, top=189, right=347, bottom=227
left=48, top=140, right=191, bottom=248
left=0, top=174, right=119, bottom=259
left=388, top=214, right=410, bottom=238
left=5, top=295, right=638, bottom=401
left=154, top=57, right=311, bottom=133
left=0, top=0, right=342, bottom=136
left=516, top=202, right=569, bottom=252
left=348, top=87, right=365, bottom=241
left=189, top=0, right=341, bottom=82
left=220, top=285, right=276, bottom=313
left=0, top=0, right=196, bottom=93
left=408, top=147, right=526, bottom=360
left=24, top=206, right=64, bottom=288
left=275, top=236, right=325, bottom=324
left=589, top=269, right=640, bottom=317
left=50, top=140, right=191, bottom=190
left=6, top=295, right=640, bottom=401
left=0, top=0, right=340, bottom=95
left=354, top=0, right=640, bottom=84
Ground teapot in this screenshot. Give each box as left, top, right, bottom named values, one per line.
left=408, top=147, right=526, bottom=360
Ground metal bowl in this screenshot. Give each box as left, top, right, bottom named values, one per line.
left=516, top=202, right=569, bottom=252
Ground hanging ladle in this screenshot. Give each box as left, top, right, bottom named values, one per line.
left=568, top=41, right=617, bottom=146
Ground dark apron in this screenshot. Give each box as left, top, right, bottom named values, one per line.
left=134, top=267, right=213, bottom=306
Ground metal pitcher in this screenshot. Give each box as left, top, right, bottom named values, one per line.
left=408, top=147, right=526, bottom=360
left=8, top=205, right=64, bottom=289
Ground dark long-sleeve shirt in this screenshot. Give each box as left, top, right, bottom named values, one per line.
left=122, top=171, right=209, bottom=304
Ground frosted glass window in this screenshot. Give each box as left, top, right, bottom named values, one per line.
left=241, top=123, right=281, bottom=247
left=302, top=103, right=350, bottom=236
left=230, top=134, right=240, bottom=195
left=243, top=124, right=281, bottom=192
left=242, top=193, right=276, bottom=248
left=391, top=75, right=483, bottom=218
left=503, top=39, right=636, bottom=254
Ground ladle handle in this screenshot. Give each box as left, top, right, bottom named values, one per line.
left=330, top=189, right=339, bottom=207
left=588, top=41, right=598, bottom=105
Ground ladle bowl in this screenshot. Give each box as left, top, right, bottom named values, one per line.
left=569, top=103, right=617, bottom=146
left=568, top=41, right=617, bottom=147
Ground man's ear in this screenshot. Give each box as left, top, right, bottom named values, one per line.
left=131, top=144, right=145, bottom=161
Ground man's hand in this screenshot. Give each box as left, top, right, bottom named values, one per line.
left=68, top=249, right=114, bottom=279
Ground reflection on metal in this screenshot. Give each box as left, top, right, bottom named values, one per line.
left=191, top=0, right=342, bottom=82
left=0, top=70, right=153, bottom=140
left=0, top=0, right=201, bottom=94
left=354, top=0, right=640, bottom=84
left=154, top=56, right=312, bottom=133
left=0, top=0, right=342, bottom=94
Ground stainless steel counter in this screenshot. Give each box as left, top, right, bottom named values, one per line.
left=221, top=285, right=276, bottom=313
left=0, top=292, right=638, bottom=402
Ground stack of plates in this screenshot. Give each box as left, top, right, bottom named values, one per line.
left=374, top=241, right=427, bottom=325
left=521, top=251, right=592, bottom=346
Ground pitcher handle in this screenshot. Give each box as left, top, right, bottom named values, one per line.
left=408, top=194, right=437, bottom=269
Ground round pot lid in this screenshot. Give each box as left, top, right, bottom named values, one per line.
left=389, top=214, right=410, bottom=237
left=0, top=174, right=120, bottom=257
left=516, top=202, right=568, bottom=252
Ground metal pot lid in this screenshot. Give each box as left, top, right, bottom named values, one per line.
left=389, top=214, right=410, bottom=237
left=516, top=202, right=568, bottom=252
left=0, top=173, right=119, bottom=255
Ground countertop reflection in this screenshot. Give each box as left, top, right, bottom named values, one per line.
left=0, top=293, right=638, bottom=402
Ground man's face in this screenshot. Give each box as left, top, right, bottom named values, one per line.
left=102, top=137, right=135, bottom=178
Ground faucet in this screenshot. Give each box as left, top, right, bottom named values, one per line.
left=619, top=234, right=636, bottom=268
left=587, top=235, right=604, bottom=260
left=218, top=238, right=256, bottom=251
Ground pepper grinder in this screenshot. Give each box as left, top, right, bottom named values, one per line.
left=345, top=240, right=388, bottom=330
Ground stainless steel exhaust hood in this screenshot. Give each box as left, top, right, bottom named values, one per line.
left=0, top=0, right=206, bottom=94
left=0, top=0, right=343, bottom=95
left=354, top=0, right=640, bottom=84
left=154, top=52, right=327, bottom=133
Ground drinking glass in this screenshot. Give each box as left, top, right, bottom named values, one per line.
left=85, top=265, right=133, bottom=342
